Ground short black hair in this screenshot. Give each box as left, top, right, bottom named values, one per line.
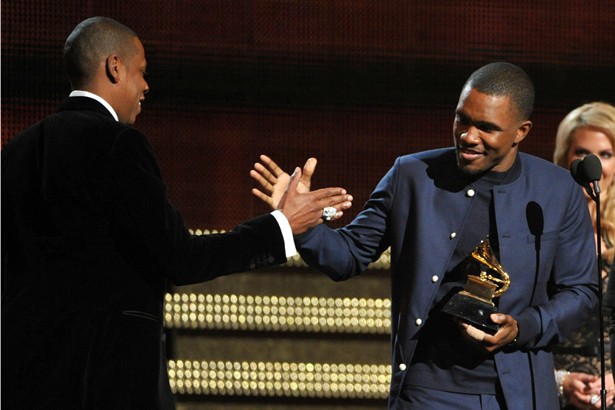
left=464, top=62, right=535, bottom=120
left=63, top=17, right=137, bottom=89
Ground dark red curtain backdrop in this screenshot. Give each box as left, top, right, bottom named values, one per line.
left=3, top=0, right=615, bottom=229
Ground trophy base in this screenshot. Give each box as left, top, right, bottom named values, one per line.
left=441, top=293, right=499, bottom=335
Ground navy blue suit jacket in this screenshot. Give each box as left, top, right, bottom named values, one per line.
left=296, top=148, right=598, bottom=409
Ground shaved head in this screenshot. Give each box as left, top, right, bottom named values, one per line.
left=64, top=17, right=138, bottom=89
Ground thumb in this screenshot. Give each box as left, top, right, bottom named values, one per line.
left=288, top=167, right=302, bottom=192
left=278, top=167, right=301, bottom=211
left=490, top=313, right=506, bottom=324
left=302, top=158, right=317, bottom=179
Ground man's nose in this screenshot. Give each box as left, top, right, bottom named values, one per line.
left=459, top=127, right=479, bottom=143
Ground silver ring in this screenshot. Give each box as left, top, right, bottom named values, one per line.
left=591, top=394, right=599, bottom=405
left=322, top=207, right=336, bottom=222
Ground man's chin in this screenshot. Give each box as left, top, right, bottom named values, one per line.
left=457, top=162, right=489, bottom=177
left=457, top=159, right=482, bottom=176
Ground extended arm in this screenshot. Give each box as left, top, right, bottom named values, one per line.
left=110, top=132, right=351, bottom=285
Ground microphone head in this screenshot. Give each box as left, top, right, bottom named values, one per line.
left=581, top=154, right=602, bottom=182
left=570, top=159, right=585, bottom=185
left=526, top=201, right=544, bottom=236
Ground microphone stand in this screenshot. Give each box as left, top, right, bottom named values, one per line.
left=588, top=180, right=606, bottom=410
left=571, top=155, right=606, bottom=409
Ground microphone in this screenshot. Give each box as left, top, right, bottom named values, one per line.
left=525, top=201, right=544, bottom=306
left=570, top=154, right=602, bottom=199
left=570, top=158, right=584, bottom=184
left=525, top=201, right=544, bottom=247
left=570, top=159, right=590, bottom=193
left=582, top=154, right=602, bottom=195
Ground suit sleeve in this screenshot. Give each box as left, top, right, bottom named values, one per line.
left=295, top=158, right=398, bottom=280
left=108, top=128, right=287, bottom=285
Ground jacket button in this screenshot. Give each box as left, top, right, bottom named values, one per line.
left=467, top=188, right=475, bottom=197
left=399, top=363, right=407, bottom=371
left=415, top=318, right=422, bottom=326
left=431, top=275, right=439, bottom=283
left=450, top=232, right=457, bottom=239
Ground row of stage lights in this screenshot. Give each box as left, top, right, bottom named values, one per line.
left=173, top=231, right=393, bottom=400
left=164, top=293, right=392, bottom=334
left=168, top=360, right=391, bottom=399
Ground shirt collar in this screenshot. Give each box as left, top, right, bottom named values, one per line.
left=69, top=90, right=119, bottom=122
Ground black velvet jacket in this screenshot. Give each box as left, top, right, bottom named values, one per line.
left=1, top=97, right=286, bottom=409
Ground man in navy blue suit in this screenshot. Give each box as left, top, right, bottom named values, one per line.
left=252, top=62, right=599, bottom=409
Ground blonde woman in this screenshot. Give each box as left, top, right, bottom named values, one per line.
left=553, top=102, right=615, bottom=409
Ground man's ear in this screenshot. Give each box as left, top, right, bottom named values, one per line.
left=105, top=55, right=121, bottom=84
left=513, top=120, right=532, bottom=146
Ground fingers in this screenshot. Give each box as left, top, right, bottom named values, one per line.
left=250, top=169, right=274, bottom=193
left=485, top=313, right=518, bottom=348
left=574, top=373, right=598, bottom=384
left=259, top=154, right=284, bottom=178
left=254, top=155, right=320, bottom=197
left=280, top=185, right=353, bottom=234
left=251, top=155, right=286, bottom=189
left=455, top=314, right=517, bottom=353
left=460, top=322, right=486, bottom=342
left=252, top=162, right=277, bottom=186
left=330, top=208, right=346, bottom=221
left=490, top=313, right=506, bottom=324
left=251, top=188, right=273, bottom=206
left=252, top=156, right=295, bottom=210
left=254, top=156, right=351, bottom=227
left=323, top=192, right=353, bottom=208
left=310, top=187, right=348, bottom=200
left=311, top=189, right=353, bottom=219
left=570, top=392, right=599, bottom=409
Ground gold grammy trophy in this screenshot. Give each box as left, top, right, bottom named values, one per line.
left=441, top=237, right=511, bottom=335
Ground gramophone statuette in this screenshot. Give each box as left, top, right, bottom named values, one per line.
left=441, top=237, right=511, bottom=334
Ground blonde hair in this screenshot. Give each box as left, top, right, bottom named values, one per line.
left=553, top=102, right=615, bottom=263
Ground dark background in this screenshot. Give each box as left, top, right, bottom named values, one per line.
left=4, top=2, right=615, bottom=408
left=3, top=0, right=615, bottom=231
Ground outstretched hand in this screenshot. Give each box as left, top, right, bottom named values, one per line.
left=251, top=154, right=316, bottom=208
left=251, top=155, right=352, bottom=231
left=276, top=167, right=352, bottom=234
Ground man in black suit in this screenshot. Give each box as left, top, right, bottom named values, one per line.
left=1, top=16, right=353, bottom=409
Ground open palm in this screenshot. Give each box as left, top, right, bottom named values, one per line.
left=250, top=155, right=316, bottom=209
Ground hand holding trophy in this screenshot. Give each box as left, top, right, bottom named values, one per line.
left=442, top=236, right=511, bottom=335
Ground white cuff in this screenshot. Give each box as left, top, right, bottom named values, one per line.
left=270, top=210, right=297, bottom=258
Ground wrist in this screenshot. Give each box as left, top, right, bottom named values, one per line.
left=555, top=369, right=570, bottom=406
